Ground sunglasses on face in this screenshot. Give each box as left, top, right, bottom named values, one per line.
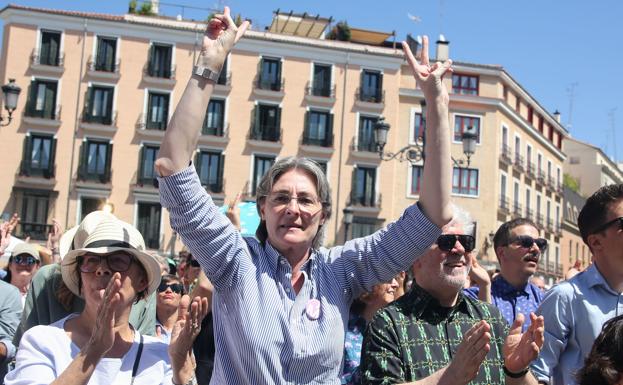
left=158, top=282, right=184, bottom=294
left=591, top=217, right=623, bottom=235
left=13, top=255, right=39, bottom=266
left=508, top=235, right=548, bottom=252
left=436, top=234, right=476, bottom=253
left=78, top=253, right=134, bottom=273
left=188, top=259, right=200, bottom=268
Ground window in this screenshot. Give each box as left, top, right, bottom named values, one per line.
left=359, top=70, right=383, bottom=102
left=146, top=91, right=170, bottom=130
left=314, top=160, right=328, bottom=175
left=452, top=168, right=479, bottom=196
left=547, top=160, right=552, bottom=179
left=137, top=202, right=161, bottom=249
left=515, top=96, right=521, bottom=113
left=95, top=36, right=118, bottom=72
left=513, top=181, right=520, bottom=209
left=536, top=194, right=542, bottom=222
left=202, top=99, right=225, bottom=136
left=138, top=145, right=159, bottom=186
left=80, top=197, right=104, bottom=222
left=502, top=126, right=508, bottom=147
left=303, top=110, right=333, bottom=147
left=357, top=116, right=378, bottom=152
left=311, top=64, right=332, bottom=97
left=84, top=85, right=114, bottom=124
left=526, top=144, right=532, bottom=165
left=500, top=173, right=507, bottom=199
left=20, top=134, right=56, bottom=178
left=252, top=156, right=275, bottom=196
left=412, top=112, right=424, bottom=142
left=26, top=79, right=57, bottom=119
left=147, top=43, right=173, bottom=78
left=452, top=73, right=478, bottom=95
left=411, top=165, right=423, bottom=195
left=514, top=137, right=521, bottom=158
left=454, top=115, right=480, bottom=142
left=351, top=216, right=382, bottom=238
left=538, top=115, right=544, bottom=133
left=39, top=30, right=61, bottom=66
left=352, top=166, right=377, bottom=207
left=195, top=151, right=224, bottom=193
left=525, top=188, right=532, bottom=212
left=78, top=139, right=112, bottom=183
left=258, top=57, right=282, bottom=91
left=20, top=191, right=51, bottom=240
left=527, top=106, right=534, bottom=124
left=251, top=104, right=281, bottom=141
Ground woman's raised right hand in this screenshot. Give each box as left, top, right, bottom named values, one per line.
left=83, top=272, right=123, bottom=358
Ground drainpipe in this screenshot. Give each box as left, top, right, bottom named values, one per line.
left=333, top=52, right=350, bottom=243
left=64, top=19, right=88, bottom=228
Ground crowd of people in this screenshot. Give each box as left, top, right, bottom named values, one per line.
left=0, top=6, right=623, bottom=385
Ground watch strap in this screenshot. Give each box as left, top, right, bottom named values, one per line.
left=503, top=365, right=529, bottom=378
left=193, top=65, right=220, bottom=82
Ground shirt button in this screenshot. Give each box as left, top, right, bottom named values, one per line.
left=280, top=260, right=285, bottom=265
left=285, top=288, right=291, bottom=293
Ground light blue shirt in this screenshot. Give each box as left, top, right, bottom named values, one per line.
left=531, top=263, right=623, bottom=384
left=158, top=166, right=441, bottom=385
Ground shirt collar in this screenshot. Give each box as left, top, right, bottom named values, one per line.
left=584, top=263, right=621, bottom=295
left=407, top=284, right=473, bottom=321
left=264, top=240, right=316, bottom=275
left=493, top=274, right=530, bottom=296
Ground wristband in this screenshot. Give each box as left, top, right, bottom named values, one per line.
left=503, top=365, right=529, bottom=378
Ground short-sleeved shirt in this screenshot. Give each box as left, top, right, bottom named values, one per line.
left=464, top=274, right=542, bottom=332
left=361, top=284, right=509, bottom=385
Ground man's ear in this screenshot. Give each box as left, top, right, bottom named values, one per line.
left=587, top=234, right=602, bottom=254
left=495, top=246, right=505, bottom=265
left=259, top=200, right=265, bottom=220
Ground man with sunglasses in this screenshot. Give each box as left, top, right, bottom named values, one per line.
left=466, top=218, right=547, bottom=333
left=156, top=274, right=185, bottom=344
left=532, top=184, right=623, bottom=385
left=361, top=209, right=544, bottom=384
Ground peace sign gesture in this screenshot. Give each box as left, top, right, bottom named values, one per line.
left=401, top=36, right=452, bottom=104
left=198, top=6, right=250, bottom=72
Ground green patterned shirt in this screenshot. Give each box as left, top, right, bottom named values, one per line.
left=360, top=284, right=509, bottom=385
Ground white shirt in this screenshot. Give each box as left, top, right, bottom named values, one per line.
left=5, top=314, right=172, bottom=385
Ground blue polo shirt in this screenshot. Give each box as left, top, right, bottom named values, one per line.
left=464, top=274, right=543, bottom=332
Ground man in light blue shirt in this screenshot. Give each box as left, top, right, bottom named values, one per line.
left=531, top=184, right=623, bottom=384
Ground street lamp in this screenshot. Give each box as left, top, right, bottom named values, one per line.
left=0, top=79, right=21, bottom=126
left=342, top=206, right=354, bottom=243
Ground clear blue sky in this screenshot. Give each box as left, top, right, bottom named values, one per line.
left=2, top=0, right=621, bottom=162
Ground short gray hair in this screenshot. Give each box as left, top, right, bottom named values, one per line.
left=445, top=204, right=475, bottom=236
left=255, top=157, right=332, bottom=249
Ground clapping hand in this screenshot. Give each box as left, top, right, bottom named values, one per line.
left=445, top=320, right=491, bottom=385
left=168, top=295, right=209, bottom=366
left=84, top=272, right=123, bottom=358
left=503, top=312, right=545, bottom=373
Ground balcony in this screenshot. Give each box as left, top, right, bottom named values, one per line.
left=355, top=88, right=385, bottom=112
left=304, top=83, right=336, bottom=106
left=546, top=218, right=554, bottom=233
left=19, top=161, right=55, bottom=179
left=536, top=170, right=547, bottom=186
left=512, top=202, right=523, bottom=218
left=498, top=196, right=510, bottom=215
left=136, top=172, right=158, bottom=188
left=213, top=71, right=232, bottom=95
left=555, top=223, right=562, bottom=236
left=525, top=208, right=534, bottom=221
left=349, top=191, right=382, bottom=209
left=77, top=168, right=112, bottom=184
left=81, top=109, right=118, bottom=134
left=30, top=49, right=65, bottom=73
left=350, top=137, right=377, bottom=153
left=135, top=113, right=167, bottom=137
left=526, top=162, right=536, bottom=180
left=536, top=213, right=544, bottom=228
left=199, top=123, right=229, bottom=147
left=546, top=176, right=557, bottom=193
left=499, top=145, right=512, bottom=165
left=513, top=154, right=524, bottom=172
left=23, top=105, right=62, bottom=128
left=252, top=77, right=285, bottom=99
left=249, top=124, right=281, bottom=143
left=86, top=56, right=121, bottom=80
left=19, top=222, right=53, bottom=241
left=302, top=133, right=334, bottom=148
left=142, top=62, right=176, bottom=87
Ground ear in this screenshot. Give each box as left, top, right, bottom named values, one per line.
left=259, top=200, right=266, bottom=220
left=587, top=233, right=602, bottom=254
left=495, top=246, right=506, bottom=264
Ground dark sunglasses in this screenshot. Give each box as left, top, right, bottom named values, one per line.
left=509, top=235, right=548, bottom=252
left=13, top=255, right=39, bottom=266
left=158, top=282, right=184, bottom=294
left=188, top=259, right=200, bottom=268
left=78, top=253, right=134, bottom=273
left=591, top=217, right=623, bottom=235
left=436, top=234, right=475, bottom=252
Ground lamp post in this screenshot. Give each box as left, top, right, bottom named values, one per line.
left=0, top=79, right=21, bottom=126
left=342, top=206, right=354, bottom=243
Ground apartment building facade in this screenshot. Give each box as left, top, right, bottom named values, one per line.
left=0, top=5, right=567, bottom=272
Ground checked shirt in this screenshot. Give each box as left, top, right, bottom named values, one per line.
left=360, top=284, right=509, bottom=385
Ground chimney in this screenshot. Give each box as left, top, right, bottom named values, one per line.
left=553, top=110, right=561, bottom=123
left=436, top=34, right=449, bottom=62
left=151, top=0, right=159, bottom=14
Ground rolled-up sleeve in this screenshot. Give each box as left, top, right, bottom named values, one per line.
left=158, top=165, right=249, bottom=290
left=330, top=204, right=441, bottom=299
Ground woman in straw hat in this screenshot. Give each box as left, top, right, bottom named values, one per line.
left=155, top=6, right=453, bottom=384
left=5, top=215, right=206, bottom=385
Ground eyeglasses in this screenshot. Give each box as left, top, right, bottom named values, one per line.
left=436, top=234, right=475, bottom=252
left=13, top=255, right=39, bottom=266
left=508, top=235, right=548, bottom=252
left=591, top=217, right=623, bottom=235
left=158, top=282, right=184, bottom=294
left=188, top=259, right=200, bottom=268
left=266, top=192, right=323, bottom=214
left=78, top=253, right=134, bottom=273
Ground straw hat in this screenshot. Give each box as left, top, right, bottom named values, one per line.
left=61, top=216, right=161, bottom=298
left=58, top=211, right=117, bottom=259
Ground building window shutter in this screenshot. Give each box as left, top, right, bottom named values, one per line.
left=78, top=142, right=87, bottom=180
left=103, top=143, right=113, bottom=183
left=350, top=167, right=358, bottom=205
left=137, top=146, right=145, bottom=184
left=21, top=135, right=32, bottom=175
left=47, top=137, right=57, bottom=178
left=327, top=113, right=334, bottom=146
left=217, top=154, right=225, bottom=193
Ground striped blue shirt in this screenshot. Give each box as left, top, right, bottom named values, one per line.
left=158, top=166, right=441, bottom=384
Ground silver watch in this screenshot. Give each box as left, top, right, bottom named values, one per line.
left=173, top=375, right=198, bottom=385
left=193, top=65, right=221, bottom=82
